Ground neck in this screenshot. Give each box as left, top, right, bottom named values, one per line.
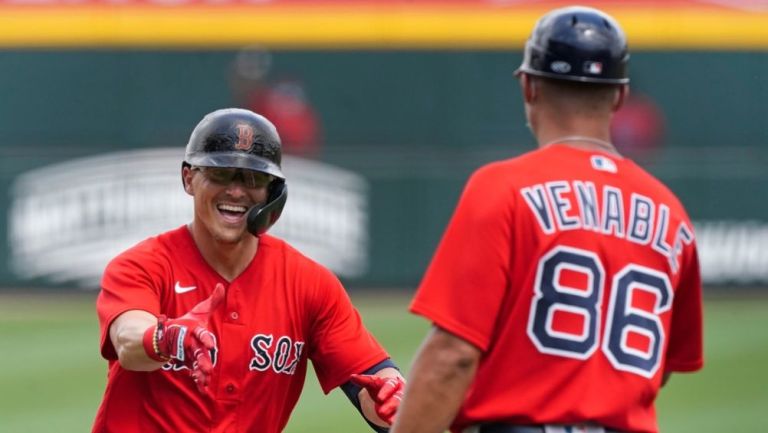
left=534, top=120, right=618, bottom=155
left=187, top=222, right=259, bottom=282
left=542, top=135, right=618, bottom=153
left=532, top=103, right=614, bottom=144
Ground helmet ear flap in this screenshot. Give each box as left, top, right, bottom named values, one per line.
left=247, top=181, right=287, bottom=236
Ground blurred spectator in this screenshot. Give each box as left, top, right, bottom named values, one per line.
left=230, top=46, right=323, bottom=158
left=610, top=92, right=665, bottom=162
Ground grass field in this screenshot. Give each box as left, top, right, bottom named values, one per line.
left=0, top=290, right=766, bottom=433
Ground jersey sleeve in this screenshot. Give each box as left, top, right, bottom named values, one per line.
left=96, top=248, right=165, bottom=360
left=664, top=239, right=704, bottom=373
left=410, top=164, right=514, bottom=352
left=306, top=265, right=389, bottom=394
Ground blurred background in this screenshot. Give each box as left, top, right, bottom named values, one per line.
left=0, top=0, right=767, bottom=432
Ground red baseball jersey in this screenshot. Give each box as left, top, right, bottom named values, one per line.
left=411, top=145, right=703, bottom=433
left=93, top=226, right=388, bottom=433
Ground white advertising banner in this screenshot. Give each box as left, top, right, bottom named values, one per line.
left=8, top=149, right=369, bottom=287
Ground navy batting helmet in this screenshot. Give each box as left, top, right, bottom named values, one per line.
left=516, top=6, right=630, bottom=84
left=184, top=108, right=287, bottom=236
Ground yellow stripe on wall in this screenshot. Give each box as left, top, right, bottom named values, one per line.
left=0, top=6, right=766, bottom=49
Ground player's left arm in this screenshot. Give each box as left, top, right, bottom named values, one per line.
left=341, top=360, right=405, bottom=432
left=389, top=325, right=481, bottom=433
left=306, top=262, right=405, bottom=431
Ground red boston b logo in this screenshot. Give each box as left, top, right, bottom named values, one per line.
left=235, top=124, right=254, bottom=151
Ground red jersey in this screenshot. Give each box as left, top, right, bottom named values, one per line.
left=411, top=145, right=703, bottom=433
left=93, top=226, right=388, bottom=433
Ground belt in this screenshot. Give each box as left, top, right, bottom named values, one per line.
left=471, top=424, right=626, bottom=433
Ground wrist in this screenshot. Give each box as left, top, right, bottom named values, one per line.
left=142, top=316, right=171, bottom=363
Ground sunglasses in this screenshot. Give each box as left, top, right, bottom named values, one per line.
left=193, top=166, right=273, bottom=189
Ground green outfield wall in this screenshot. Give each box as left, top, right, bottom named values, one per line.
left=1, top=50, right=766, bottom=289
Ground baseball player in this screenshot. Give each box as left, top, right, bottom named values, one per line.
left=391, top=7, right=703, bottom=433
left=92, top=108, right=404, bottom=433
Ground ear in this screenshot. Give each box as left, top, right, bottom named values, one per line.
left=520, top=73, right=538, bottom=104
left=182, top=165, right=195, bottom=195
left=612, top=84, right=629, bottom=112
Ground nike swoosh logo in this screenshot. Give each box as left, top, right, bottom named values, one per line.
left=174, top=282, right=197, bottom=294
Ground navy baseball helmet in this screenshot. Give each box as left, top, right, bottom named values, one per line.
left=516, top=6, right=630, bottom=84
left=185, top=108, right=284, bottom=179
left=184, top=108, right=287, bottom=236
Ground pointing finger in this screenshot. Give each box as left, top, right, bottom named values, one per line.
left=349, top=374, right=384, bottom=394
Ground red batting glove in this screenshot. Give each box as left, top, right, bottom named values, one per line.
left=350, top=374, right=405, bottom=425
left=143, top=283, right=225, bottom=394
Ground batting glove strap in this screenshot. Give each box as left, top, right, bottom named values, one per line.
left=142, top=315, right=172, bottom=363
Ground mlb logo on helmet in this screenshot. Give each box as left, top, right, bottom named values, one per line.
left=584, top=61, right=603, bottom=75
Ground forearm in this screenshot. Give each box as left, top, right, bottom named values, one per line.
left=110, top=310, right=166, bottom=371
left=390, top=327, right=480, bottom=433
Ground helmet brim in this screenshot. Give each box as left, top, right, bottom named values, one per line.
left=186, top=151, right=284, bottom=179
left=515, top=66, right=629, bottom=84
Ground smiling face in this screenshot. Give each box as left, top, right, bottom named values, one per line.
left=183, top=165, right=271, bottom=245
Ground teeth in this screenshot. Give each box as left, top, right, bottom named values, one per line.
left=218, top=204, right=247, bottom=213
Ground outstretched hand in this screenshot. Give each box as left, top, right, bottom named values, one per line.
left=350, top=373, right=405, bottom=425
left=144, top=283, right=225, bottom=394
